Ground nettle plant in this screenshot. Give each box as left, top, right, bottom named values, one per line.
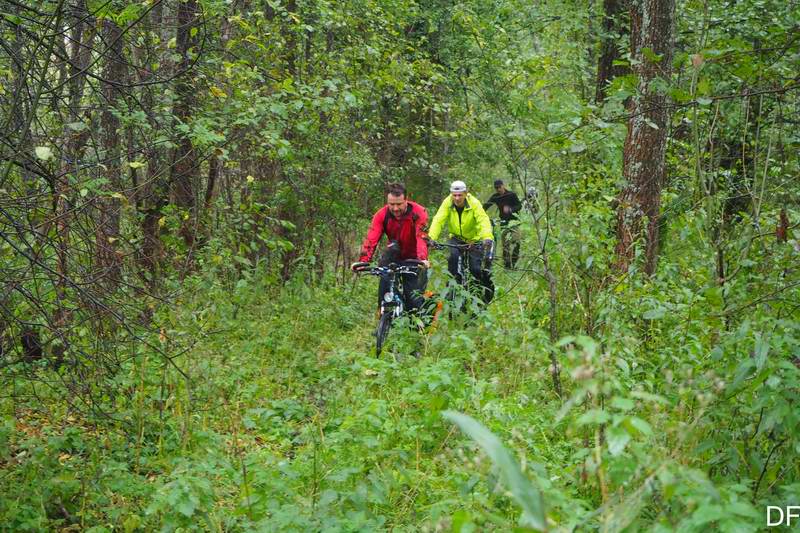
left=553, top=336, right=669, bottom=527
left=444, top=328, right=791, bottom=531
left=554, top=312, right=799, bottom=530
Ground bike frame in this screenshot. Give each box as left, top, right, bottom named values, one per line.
left=360, top=260, right=423, bottom=355
left=372, top=265, right=413, bottom=317
left=430, top=240, right=493, bottom=283
left=427, top=239, right=493, bottom=314
left=491, top=217, right=520, bottom=268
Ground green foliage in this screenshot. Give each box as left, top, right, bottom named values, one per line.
left=147, top=463, right=216, bottom=531
left=2, top=0, right=800, bottom=530
left=443, top=410, right=547, bottom=530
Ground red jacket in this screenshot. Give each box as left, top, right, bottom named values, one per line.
left=359, top=201, right=428, bottom=262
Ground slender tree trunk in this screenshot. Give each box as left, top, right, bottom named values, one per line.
left=171, top=0, right=201, bottom=249
left=204, top=154, right=219, bottom=211
left=614, top=0, right=676, bottom=276
left=54, top=0, right=94, bottom=359
left=285, top=0, right=298, bottom=77
left=136, top=3, right=170, bottom=285
left=6, top=1, right=35, bottom=187
left=95, top=19, right=126, bottom=287
left=595, top=0, right=628, bottom=103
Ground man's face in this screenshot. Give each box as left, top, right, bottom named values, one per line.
left=495, top=184, right=506, bottom=194
left=387, top=193, right=407, bottom=217
left=451, top=191, right=466, bottom=207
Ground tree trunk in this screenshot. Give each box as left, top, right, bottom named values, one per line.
left=135, top=3, right=170, bottom=285
left=204, top=153, right=219, bottom=212
left=171, top=0, right=201, bottom=249
left=285, top=0, right=298, bottom=77
left=95, top=19, right=126, bottom=288
left=614, top=0, right=675, bottom=276
left=595, top=0, right=628, bottom=103
left=54, top=0, right=94, bottom=359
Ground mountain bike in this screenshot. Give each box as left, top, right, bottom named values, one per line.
left=353, top=259, right=424, bottom=355
left=490, top=218, right=520, bottom=269
left=490, top=218, right=502, bottom=250
left=428, top=239, right=494, bottom=310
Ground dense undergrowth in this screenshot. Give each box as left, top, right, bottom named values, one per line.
left=2, top=0, right=799, bottom=529
left=2, top=214, right=799, bottom=531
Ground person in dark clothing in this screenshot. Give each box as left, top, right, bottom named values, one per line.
left=483, top=179, right=522, bottom=268
left=351, top=183, right=429, bottom=312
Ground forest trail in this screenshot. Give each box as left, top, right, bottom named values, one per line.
left=148, top=259, right=565, bottom=530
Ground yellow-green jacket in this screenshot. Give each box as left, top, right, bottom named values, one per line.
left=428, top=193, right=494, bottom=243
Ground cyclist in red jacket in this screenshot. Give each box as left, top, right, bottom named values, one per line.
left=351, top=183, right=430, bottom=312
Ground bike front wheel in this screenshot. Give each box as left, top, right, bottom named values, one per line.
left=375, top=311, right=393, bottom=356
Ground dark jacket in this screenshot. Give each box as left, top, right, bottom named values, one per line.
left=483, top=190, right=522, bottom=223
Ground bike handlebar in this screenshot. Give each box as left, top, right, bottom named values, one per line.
left=428, top=239, right=494, bottom=263
left=355, top=259, right=423, bottom=277
left=427, top=240, right=482, bottom=251
left=364, top=266, right=419, bottom=277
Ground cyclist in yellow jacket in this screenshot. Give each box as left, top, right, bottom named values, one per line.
left=428, top=180, right=495, bottom=303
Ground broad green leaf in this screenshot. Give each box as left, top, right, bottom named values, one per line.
left=611, top=396, right=634, bottom=412
left=606, top=426, right=631, bottom=456
left=754, top=334, right=769, bottom=370
left=643, top=307, right=665, bottom=320
left=728, top=501, right=760, bottom=518
left=122, top=514, right=141, bottom=533
left=630, top=390, right=669, bottom=405
left=578, top=409, right=611, bottom=425
left=2, top=12, right=21, bottom=25
left=269, top=102, right=287, bottom=118
left=35, top=146, right=53, bottom=161
left=641, top=47, right=663, bottom=63
left=176, top=498, right=196, bottom=517
left=569, top=142, right=586, bottom=153
left=451, top=509, right=474, bottom=532
left=443, top=411, right=546, bottom=531
left=66, top=121, right=87, bottom=131
left=670, top=87, right=693, bottom=103
left=692, top=504, right=725, bottom=525
left=625, top=416, right=653, bottom=436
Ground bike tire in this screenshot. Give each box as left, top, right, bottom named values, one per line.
left=375, top=311, right=393, bottom=356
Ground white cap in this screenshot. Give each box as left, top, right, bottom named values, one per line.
left=450, top=180, right=467, bottom=193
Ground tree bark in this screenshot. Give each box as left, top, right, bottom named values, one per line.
left=614, top=0, right=675, bottom=276
left=53, top=0, right=94, bottom=358
left=171, top=0, right=201, bottom=248
left=95, top=18, right=126, bottom=287
left=595, top=0, right=628, bottom=103
left=135, top=2, right=171, bottom=285
left=284, top=0, right=298, bottom=77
